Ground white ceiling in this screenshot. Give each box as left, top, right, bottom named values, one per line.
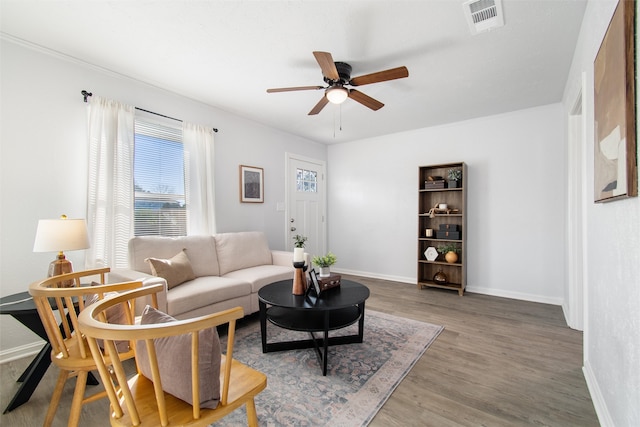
left=1, top=0, right=587, bottom=144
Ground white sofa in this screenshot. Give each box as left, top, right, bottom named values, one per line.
left=109, top=231, right=294, bottom=319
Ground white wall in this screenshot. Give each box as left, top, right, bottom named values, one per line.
left=328, top=103, right=566, bottom=304
left=562, top=1, right=640, bottom=425
left=0, top=38, right=325, bottom=359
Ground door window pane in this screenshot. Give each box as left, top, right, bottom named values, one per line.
left=296, top=168, right=317, bottom=193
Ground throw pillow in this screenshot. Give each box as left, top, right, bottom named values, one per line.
left=146, top=249, right=196, bottom=289
left=135, top=305, right=221, bottom=409
left=84, top=282, right=130, bottom=353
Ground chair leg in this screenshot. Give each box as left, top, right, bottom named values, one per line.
left=67, top=371, right=88, bottom=427
left=246, top=398, right=259, bottom=427
left=43, top=370, right=69, bottom=427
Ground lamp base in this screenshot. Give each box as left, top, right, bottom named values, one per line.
left=47, top=253, right=74, bottom=287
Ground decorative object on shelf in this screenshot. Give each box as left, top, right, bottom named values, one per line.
left=438, top=244, right=460, bottom=264
left=424, top=176, right=445, bottom=189
left=436, top=224, right=461, bottom=240
left=424, top=247, right=438, bottom=262
left=427, top=203, right=459, bottom=218
left=312, top=252, right=337, bottom=277
left=433, top=270, right=448, bottom=284
left=239, top=165, right=264, bottom=203
left=436, top=231, right=460, bottom=239
left=440, top=224, right=460, bottom=231
left=447, top=168, right=462, bottom=188
left=33, top=215, right=90, bottom=287
left=425, top=228, right=434, bottom=237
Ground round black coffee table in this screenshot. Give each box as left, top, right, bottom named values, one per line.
left=258, top=279, right=370, bottom=376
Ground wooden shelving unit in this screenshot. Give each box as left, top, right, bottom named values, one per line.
left=417, top=162, right=467, bottom=295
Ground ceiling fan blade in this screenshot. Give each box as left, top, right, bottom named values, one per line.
left=313, top=51, right=340, bottom=81
left=308, top=96, right=329, bottom=115
left=267, top=86, right=324, bottom=93
left=349, top=66, right=409, bottom=86
left=348, top=89, right=384, bottom=111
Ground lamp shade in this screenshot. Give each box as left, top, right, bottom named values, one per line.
left=33, top=217, right=90, bottom=252
left=326, top=86, right=349, bottom=104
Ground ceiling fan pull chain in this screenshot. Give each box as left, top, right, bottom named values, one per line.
left=333, top=107, right=337, bottom=138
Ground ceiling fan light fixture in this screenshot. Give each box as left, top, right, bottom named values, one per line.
left=326, top=86, right=349, bottom=104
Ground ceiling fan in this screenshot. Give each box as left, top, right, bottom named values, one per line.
left=267, top=51, right=409, bottom=115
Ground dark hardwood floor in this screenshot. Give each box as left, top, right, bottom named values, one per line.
left=0, top=275, right=599, bottom=426
left=356, top=275, right=598, bottom=427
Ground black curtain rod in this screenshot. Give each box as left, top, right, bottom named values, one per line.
left=81, top=90, right=218, bottom=133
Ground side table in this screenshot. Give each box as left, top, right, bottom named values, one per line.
left=0, top=291, right=98, bottom=413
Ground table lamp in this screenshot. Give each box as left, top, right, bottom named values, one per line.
left=33, top=215, right=90, bottom=281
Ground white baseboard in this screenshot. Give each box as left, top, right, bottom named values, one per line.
left=465, top=285, right=563, bottom=306
left=0, top=341, right=42, bottom=364
left=334, top=268, right=564, bottom=306
left=562, top=302, right=570, bottom=326
left=583, top=360, right=612, bottom=427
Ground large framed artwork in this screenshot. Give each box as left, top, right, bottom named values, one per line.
left=593, top=0, right=637, bottom=203
left=239, top=165, right=264, bottom=203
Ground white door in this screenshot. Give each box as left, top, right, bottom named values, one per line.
left=286, top=153, right=326, bottom=260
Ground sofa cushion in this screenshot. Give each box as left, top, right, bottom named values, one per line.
left=136, top=305, right=221, bottom=409
left=223, top=265, right=294, bottom=293
left=146, top=249, right=196, bottom=290
left=214, top=231, right=273, bottom=276
left=129, top=235, right=219, bottom=277
left=166, top=276, right=252, bottom=317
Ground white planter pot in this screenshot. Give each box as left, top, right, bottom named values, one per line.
left=293, top=248, right=305, bottom=263
left=319, top=266, right=331, bottom=277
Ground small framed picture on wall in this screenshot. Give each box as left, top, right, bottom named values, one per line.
left=239, top=165, right=264, bottom=203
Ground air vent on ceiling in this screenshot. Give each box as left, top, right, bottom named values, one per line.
left=463, top=0, right=504, bottom=35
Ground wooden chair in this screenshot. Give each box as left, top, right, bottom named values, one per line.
left=28, top=267, right=143, bottom=427
left=78, top=284, right=267, bottom=427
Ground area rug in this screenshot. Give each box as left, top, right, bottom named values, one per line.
left=213, top=310, right=443, bottom=427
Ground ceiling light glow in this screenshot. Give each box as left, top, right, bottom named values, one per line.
left=326, top=86, right=348, bottom=104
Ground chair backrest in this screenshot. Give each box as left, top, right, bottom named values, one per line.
left=28, top=268, right=143, bottom=363
left=78, top=285, right=247, bottom=426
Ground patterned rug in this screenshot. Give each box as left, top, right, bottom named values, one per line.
left=213, top=310, right=443, bottom=426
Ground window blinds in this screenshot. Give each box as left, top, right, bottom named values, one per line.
left=133, top=118, right=187, bottom=237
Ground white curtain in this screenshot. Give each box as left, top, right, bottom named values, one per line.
left=85, top=96, right=135, bottom=269
left=183, top=121, right=216, bottom=235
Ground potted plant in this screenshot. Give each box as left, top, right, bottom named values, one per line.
left=292, top=235, right=307, bottom=264
left=312, top=251, right=337, bottom=277
left=447, top=169, right=462, bottom=188
left=438, top=244, right=460, bottom=263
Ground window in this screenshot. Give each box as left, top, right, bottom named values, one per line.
left=134, top=118, right=186, bottom=236
left=296, top=168, right=317, bottom=192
